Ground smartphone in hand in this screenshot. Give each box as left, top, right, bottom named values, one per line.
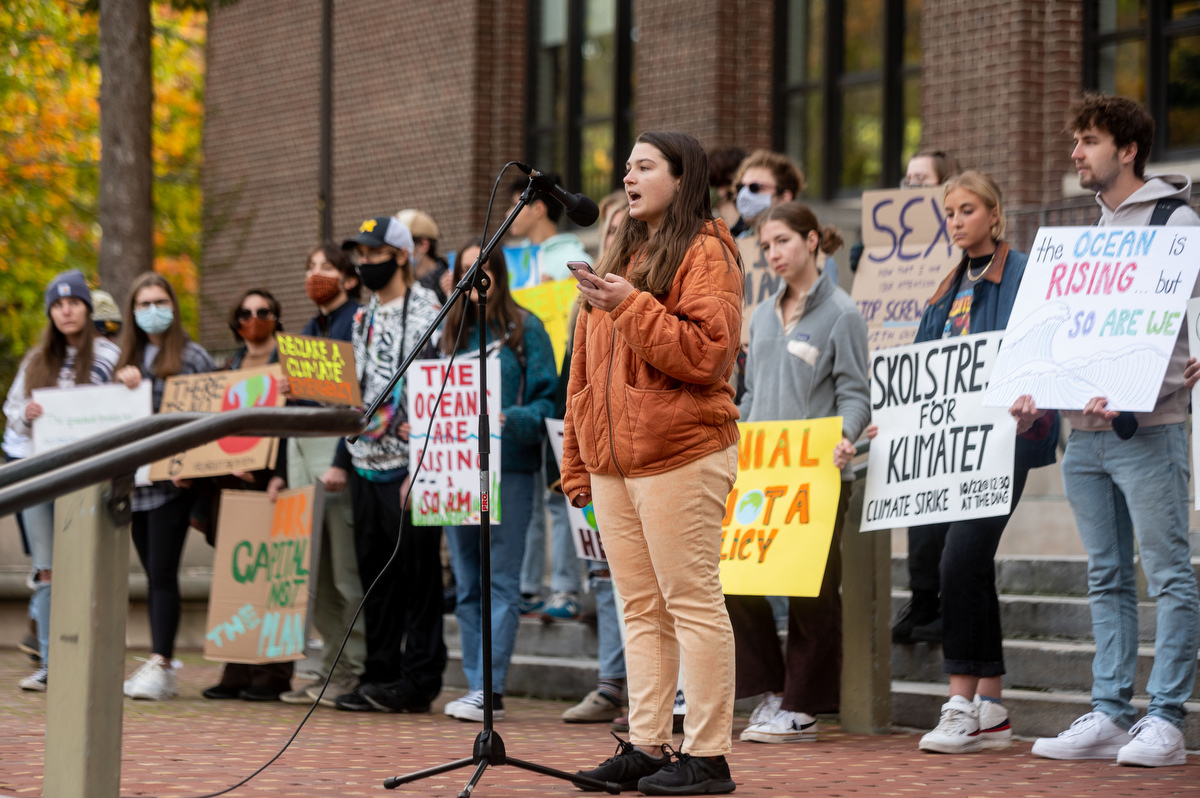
left=567, top=260, right=599, bottom=288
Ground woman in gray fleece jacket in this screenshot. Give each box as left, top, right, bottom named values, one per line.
left=728, top=201, right=870, bottom=744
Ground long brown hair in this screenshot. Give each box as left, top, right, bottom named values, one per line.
left=758, top=201, right=844, bottom=255
left=23, top=303, right=99, bottom=394
left=439, top=244, right=526, bottom=356
left=115, top=272, right=190, bottom=379
left=595, top=131, right=716, bottom=299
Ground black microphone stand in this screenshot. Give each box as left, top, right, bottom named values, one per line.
left=352, top=177, right=618, bottom=797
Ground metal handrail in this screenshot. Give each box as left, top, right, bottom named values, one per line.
left=0, top=407, right=365, bottom=516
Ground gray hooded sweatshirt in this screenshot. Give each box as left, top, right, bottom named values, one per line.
left=738, top=267, right=871, bottom=480
left=1065, top=173, right=1200, bottom=432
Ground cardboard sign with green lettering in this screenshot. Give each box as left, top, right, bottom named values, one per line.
left=203, top=485, right=324, bottom=664
left=275, top=332, right=361, bottom=406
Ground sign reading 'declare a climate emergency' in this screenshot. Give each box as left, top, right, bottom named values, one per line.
left=861, top=333, right=1016, bottom=532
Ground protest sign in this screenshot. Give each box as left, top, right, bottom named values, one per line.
left=203, top=485, right=323, bottom=664
left=503, top=244, right=541, bottom=289
left=513, top=279, right=578, bottom=370
left=984, top=226, right=1200, bottom=412
left=407, top=357, right=502, bottom=525
left=1188, top=297, right=1200, bottom=509
left=736, top=233, right=776, bottom=346
left=275, top=332, right=361, bottom=406
left=32, top=381, right=154, bottom=484
left=851, top=187, right=960, bottom=350
left=719, top=418, right=844, bottom=597
left=149, top=365, right=285, bottom=481
left=544, top=418, right=607, bottom=561
left=861, top=333, right=1016, bottom=532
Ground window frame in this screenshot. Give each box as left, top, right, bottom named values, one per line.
left=773, top=0, right=919, bottom=200
left=525, top=0, right=635, bottom=207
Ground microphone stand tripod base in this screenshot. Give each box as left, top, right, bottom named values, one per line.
left=382, top=728, right=621, bottom=796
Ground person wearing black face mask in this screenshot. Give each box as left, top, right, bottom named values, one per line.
left=321, top=215, right=448, bottom=713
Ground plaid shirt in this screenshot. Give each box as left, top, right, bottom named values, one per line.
left=132, top=339, right=216, bottom=513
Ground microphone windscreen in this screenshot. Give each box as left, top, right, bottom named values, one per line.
left=568, top=195, right=600, bottom=227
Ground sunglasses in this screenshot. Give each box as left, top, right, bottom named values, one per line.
left=236, top=308, right=276, bottom=321
left=735, top=182, right=776, bottom=195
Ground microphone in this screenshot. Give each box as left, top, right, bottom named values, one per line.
left=514, top=163, right=600, bottom=227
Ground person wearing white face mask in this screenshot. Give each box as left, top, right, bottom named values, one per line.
left=114, top=272, right=216, bottom=701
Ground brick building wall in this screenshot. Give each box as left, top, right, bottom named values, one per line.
left=922, top=0, right=1082, bottom=208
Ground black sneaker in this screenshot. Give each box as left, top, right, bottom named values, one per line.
left=574, top=732, right=669, bottom=791
left=638, top=749, right=735, bottom=796
left=360, top=681, right=433, bottom=714
left=334, top=685, right=378, bottom=712
left=891, top=589, right=939, bottom=644
left=910, top=615, right=943, bottom=643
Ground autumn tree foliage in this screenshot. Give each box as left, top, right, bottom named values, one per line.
left=0, top=0, right=204, bottom=385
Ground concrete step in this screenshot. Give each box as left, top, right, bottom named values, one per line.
left=891, top=680, right=1200, bottom=749
left=444, top=614, right=599, bottom=660
left=891, top=554, right=1200, bottom=597
left=891, top=591, right=1158, bottom=643
left=893, top=638, right=1200, bottom=701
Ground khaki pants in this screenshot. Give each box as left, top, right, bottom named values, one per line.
left=591, top=444, right=738, bottom=756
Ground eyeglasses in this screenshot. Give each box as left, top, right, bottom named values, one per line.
left=735, top=182, right=777, bottom=195
left=236, top=308, right=276, bottom=321
left=134, top=299, right=172, bottom=311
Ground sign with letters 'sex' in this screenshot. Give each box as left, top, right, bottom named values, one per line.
left=852, top=187, right=960, bottom=350
left=861, top=333, right=1016, bottom=532
left=204, top=485, right=322, bottom=664
left=984, top=226, right=1200, bottom=412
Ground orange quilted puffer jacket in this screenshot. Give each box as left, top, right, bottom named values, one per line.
left=561, top=219, right=743, bottom=508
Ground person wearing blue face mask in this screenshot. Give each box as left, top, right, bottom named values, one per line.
left=114, top=272, right=216, bottom=701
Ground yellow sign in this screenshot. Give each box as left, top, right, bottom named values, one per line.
left=719, top=417, right=844, bottom=597
left=512, top=279, right=579, bottom=370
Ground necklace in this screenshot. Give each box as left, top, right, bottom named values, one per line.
left=965, top=253, right=996, bottom=282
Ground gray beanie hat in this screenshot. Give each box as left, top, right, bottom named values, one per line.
left=45, top=269, right=93, bottom=317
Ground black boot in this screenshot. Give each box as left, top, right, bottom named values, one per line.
left=892, top=588, right=939, bottom=644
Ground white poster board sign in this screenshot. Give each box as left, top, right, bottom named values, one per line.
left=861, top=333, right=1016, bottom=531
left=545, top=418, right=607, bottom=562
left=31, top=382, right=154, bottom=484
left=1188, top=297, right=1200, bottom=510
left=984, top=226, right=1200, bottom=411
left=407, top=357, right=502, bottom=525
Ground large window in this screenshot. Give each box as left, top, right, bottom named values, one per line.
left=775, top=0, right=921, bottom=199
left=1084, top=0, right=1200, bottom=157
left=527, top=0, right=635, bottom=207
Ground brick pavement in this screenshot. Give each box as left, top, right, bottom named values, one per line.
left=1, top=650, right=1199, bottom=797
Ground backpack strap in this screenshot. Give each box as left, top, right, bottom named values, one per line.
left=1150, top=197, right=1188, bottom=226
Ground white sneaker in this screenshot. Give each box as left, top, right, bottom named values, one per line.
left=124, top=655, right=177, bottom=700
left=974, top=696, right=1012, bottom=750
left=19, top=667, right=47, bottom=692
left=1117, top=716, right=1187, bottom=767
left=444, top=689, right=504, bottom=722
left=1031, top=711, right=1129, bottom=760
left=748, top=691, right=783, bottom=726
left=740, top=709, right=818, bottom=743
left=919, top=695, right=982, bottom=754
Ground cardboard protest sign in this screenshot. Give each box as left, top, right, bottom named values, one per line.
left=737, top=232, right=777, bottom=346
left=851, top=187, right=960, bottom=350
left=984, top=226, right=1200, bottom=412
left=407, top=357, right=502, bottom=525
left=203, top=485, right=323, bottom=663
left=275, top=332, right=361, bottom=406
left=861, top=333, right=1016, bottom=531
left=545, top=418, right=607, bottom=561
left=513, top=279, right=578, bottom=370
left=719, top=418, right=844, bottom=597
left=503, top=244, right=541, bottom=289
left=149, top=365, right=285, bottom=481
left=1188, top=297, right=1200, bottom=509
left=32, top=382, right=152, bottom=454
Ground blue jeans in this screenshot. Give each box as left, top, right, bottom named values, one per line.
left=447, top=471, right=535, bottom=695
left=519, top=475, right=546, bottom=596
left=549, top=491, right=583, bottom=593
left=589, top=561, right=627, bottom=680
left=21, top=501, right=54, bottom=666
left=1062, top=423, right=1200, bottom=730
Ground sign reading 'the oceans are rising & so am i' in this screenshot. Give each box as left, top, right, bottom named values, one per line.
left=719, top=418, right=844, bottom=598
